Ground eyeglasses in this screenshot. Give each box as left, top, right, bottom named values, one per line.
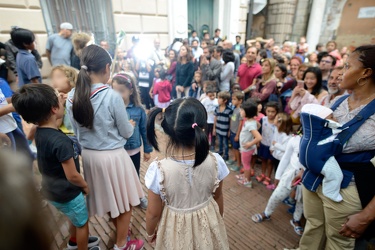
left=321, top=60, right=332, bottom=64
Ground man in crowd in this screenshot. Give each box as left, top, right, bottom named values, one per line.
left=200, top=46, right=221, bottom=86
left=46, top=22, right=73, bottom=66
left=191, top=39, right=203, bottom=63
left=151, top=38, right=165, bottom=65
left=237, top=46, right=262, bottom=97
left=189, top=30, right=200, bottom=46
left=318, top=52, right=336, bottom=90
left=233, top=35, right=245, bottom=57
left=319, top=67, right=346, bottom=107
left=213, top=28, right=222, bottom=45
left=100, top=40, right=114, bottom=58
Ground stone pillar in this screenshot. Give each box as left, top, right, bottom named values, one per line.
left=306, top=0, right=327, bottom=52
left=168, top=0, right=188, bottom=42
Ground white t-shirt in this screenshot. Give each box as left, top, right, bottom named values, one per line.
left=261, top=116, right=276, bottom=146
left=240, top=119, right=258, bottom=152
left=0, top=89, right=17, bottom=133
left=145, top=153, right=230, bottom=195
left=201, top=97, right=218, bottom=124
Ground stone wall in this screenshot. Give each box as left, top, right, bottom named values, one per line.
left=0, top=0, right=51, bottom=78
left=291, top=0, right=310, bottom=42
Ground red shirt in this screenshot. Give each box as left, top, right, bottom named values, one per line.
left=154, top=80, right=172, bottom=102
left=237, top=63, right=262, bottom=91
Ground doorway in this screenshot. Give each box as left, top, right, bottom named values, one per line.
left=188, top=0, right=214, bottom=40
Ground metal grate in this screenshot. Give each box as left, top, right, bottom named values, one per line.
left=40, top=0, right=116, bottom=50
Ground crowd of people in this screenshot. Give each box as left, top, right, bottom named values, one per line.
left=0, top=21, right=375, bottom=250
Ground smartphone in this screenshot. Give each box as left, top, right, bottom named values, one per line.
left=297, top=80, right=304, bottom=88
left=292, top=178, right=301, bottom=187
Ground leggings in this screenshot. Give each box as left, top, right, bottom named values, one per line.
left=205, top=123, right=216, bottom=147
left=129, top=152, right=141, bottom=177
left=139, top=86, right=152, bottom=109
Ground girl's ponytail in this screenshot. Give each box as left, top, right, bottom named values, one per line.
left=73, top=67, right=94, bottom=129
left=193, top=125, right=209, bottom=167
left=147, top=107, right=163, bottom=151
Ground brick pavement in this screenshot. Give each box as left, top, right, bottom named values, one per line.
left=43, top=131, right=301, bottom=250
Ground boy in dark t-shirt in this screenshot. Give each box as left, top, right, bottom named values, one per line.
left=12, top=84, right=100, bottom=250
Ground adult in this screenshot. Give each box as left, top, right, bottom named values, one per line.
left=188, top=30, right=200, bottom=46
left=289, top=67, right=327, bottom=122
left=219, top=50, right=235, bottom=91
left=151, top=38, right=165, bottom=66
left=191, top=39, right=203, bottom=63
left=274, top=63, right=288, bottom=86
left=223, top=40, right=240, bottom=76
left=213, top=28, right=222, bottom=45
left=319, top=52, right=336, bottom=89
left=166, top=49, right=178, bottom=98
left=213, top=46, right=223, bottom=63
left=46, top=22, right=73, bottom=66
left=319, top=66, right=346, bottom=107
left=315, top=43, right=324, bottom=54
left=237, top=46, right=262, bottom=96
left=289, top=56, right=302, bottom=79
left=200, top=46, right=221, bottom=87
left=100, top=40, right=114, bottom=58
left=126, top=35, right=140, bottom=61
left=249, top=58, right=277, bottom=105
left=175, top=45, right=194, bottom=98
left=203, top=32, right=210, bottom=41
left=71, top=33, right=92, bottom=70
left=233, top=35, right=245, bottom=57
left=299, top=45, right=375, bottom=250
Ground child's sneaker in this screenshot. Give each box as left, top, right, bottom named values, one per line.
left=225, top=159, right=236, bottom=165
left=229, top=165, right=241, bottom=171
left=67, top=236, right=100, bottom=249
left=237, top=179, right=252, bottom=188
left=283, top=197, right=296, bottom=207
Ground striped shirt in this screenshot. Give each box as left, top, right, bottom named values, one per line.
left=214, top=105, right=233, bottom=136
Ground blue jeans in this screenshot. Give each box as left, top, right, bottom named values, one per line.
left=217, top=134, right=229, bottom=157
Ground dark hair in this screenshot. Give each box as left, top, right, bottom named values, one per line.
left=10, top=28, right=35, bottom=49
left=112, top=73, right=142, bottom=107
left=12, top=84, right=59, bottom=124
left=245, top=46, right=259, bottom=54
left=214, top=46, right=223, bottom=55
left=273, top=55, right=285, bottom=64
left=241, top=99, right=258, bottom=118
left=157, top=66, right=167, bottom=80
left=191, top=39, right=199, bottom=45
left=258, top=49, right=268, bottom=60
left=322, top=54, right=336, bottom=66
left=178, top=45, right=193, bottom=63
left=264, top=101, right=279, bottom=113
left=303, top=67, right=323, bottom=96
left=353, top=45, right=375, bottom=81
left=222, top=49, right=235, bottom=64
left=147, top=98, right=209, bottom=167
left=73, top=44, right=112, bottom=129
left=316, top=43, right=323, bottom=50
left=203, top=32, right=209, bottom=36
left=236, top=35, right=241, bottom=39
left=218, top=91, right=231, bottom=102
left=276, top=63, right=288, bottom=78
left=205, top=85, right=217, bottom=94
left=168, top=49, right=178, bottom=62
left=192, top=30, right=197, bottom=34
left=215, top=28, right=221, bottom=33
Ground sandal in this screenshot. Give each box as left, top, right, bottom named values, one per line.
left=266, top=184, right=276, bottom=190
left=290, top=219, right=304, bottom=236
left=263, top=177, right=271, bottom=186
left=250, top=169, right=255, bottom=177
left=240, top=168, right=245, bottom=174
left=256, top=174, right=265, bottom=182
left=251, top=213, right=270, bottom=223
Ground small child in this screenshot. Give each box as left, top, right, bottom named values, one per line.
left=214, top=91, right=233, bottom=160
left=12, top=84, right=100, bottom=250
left=112, top=73, right=153, bottom=208
left=201, top=84, right=218, bottom=150
left=150, top=66, right=162, bottom=108
left=10, top=28, right=41, bottom=87
left=227, top=91, right=244, bottom=171
left=236, top=99, right=262, bottom=187
left=145, top=98, right=229, bottom=249
left=268, top=113, right=293, bottom=189
left=199, top=80, right=216, bottom=102
left=256, top=101, right=278, bottom=186
left=300, top=103, right=343, bottom=202
left=189, top=71, right=203, bottom=99
left=153, top=67, right=172, bottom=108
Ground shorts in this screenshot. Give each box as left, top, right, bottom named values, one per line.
left=49, top=193, right=88, bottom=227
left=229, top=131, right=240, bottom=150
left=258, top=143, right=273, bottom=160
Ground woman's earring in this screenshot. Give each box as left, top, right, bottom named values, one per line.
left=357, top=77, right=367, bottom=87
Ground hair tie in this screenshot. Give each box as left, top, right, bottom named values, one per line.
left=114, top=74, right=132, bottom=87
left=81, top=65, right=88, bottom=70
left=192, top=123, right=198, bottom=129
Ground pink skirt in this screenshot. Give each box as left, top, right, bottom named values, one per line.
left=82, top=147, right=144, bottom=218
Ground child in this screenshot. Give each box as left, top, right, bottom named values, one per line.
left=153, top=67, right=172, bottom=108
left=112, top=72, right=153, bottom=208
left=50, top=65, right=81, bottom=153
left=227, top=91, right=244, bottom=171
left=12, top=84, right=100, bottom=250
left=65, top=45, right=144, bottom=250
left=268, top=113, right=293, bottom=189
left=300, top=103, right=344, bottom=202
left=236, top=99, right=262, bottom=187
left=189, top=71, right=203, bottom=99
left=10, top=28, right=41, bottom=87
left=214, top=91, right=233, bottom=160
left=201, top=84, right=218, bottom=150
left=199, top=80, right=216, bottom=102
left=145, top=98, right=229, bottom=249
left=149, top=66, right=162, bottom=108
left=256, top=101, right=278, bottom=186
left=251, top=133, right=305, bottom=236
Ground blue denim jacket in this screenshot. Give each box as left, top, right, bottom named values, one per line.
left=124, top=103, right=153, bottom=153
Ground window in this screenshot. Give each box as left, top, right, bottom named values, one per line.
left=40, top=0, right=116, bottom=49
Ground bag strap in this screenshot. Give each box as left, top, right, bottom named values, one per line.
left=336, top=97, right=375, bottom=145
left=330, top=95, right=349, bottom=111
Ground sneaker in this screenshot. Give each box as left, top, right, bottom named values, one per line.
left=283, top=197, right=296, bottom=207
left=89, top=247, right=101, bottom=250
left=237, top=179, right=252, bottom=188
left=67, top=236, right=100, bottom=249
left=114, top=239, right=144, bottom=250
left=225, top=159, right=236, bottom=165
left=139, top=197, right=148, bottom=210
left=229, top=165, right=241, bottom=172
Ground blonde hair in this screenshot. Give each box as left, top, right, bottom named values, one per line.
left=51, top=65, right=78, bottom=88
left=262, top=58, right=277, bottom=83
left=72, top=33, right=91, bottom=56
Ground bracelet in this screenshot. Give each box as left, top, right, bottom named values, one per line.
left=146, top=232, right=155, bottom=238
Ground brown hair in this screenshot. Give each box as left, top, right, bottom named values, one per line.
left=112, top=73, right=142, bottom=107
left=51, top=65, right=78, bottom=88
left=277, top=113, right=293, bottom=135
left=72, top=33, right=91, bottom=56
left=178, top=45, right=193, bottom=63
left=218, top=91, right=231, bottom=102
left=232, top=91, right=245, bottom=101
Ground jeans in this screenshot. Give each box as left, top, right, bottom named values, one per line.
left=139, top=86, right=152, bottom=109
left=217, top=134, right=228, bottom=157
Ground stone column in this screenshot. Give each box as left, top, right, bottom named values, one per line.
left=168, top=0, right=188, bottom=42
left=306, top=0, right=327, bottom=52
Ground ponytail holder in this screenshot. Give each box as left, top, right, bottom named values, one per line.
left=114, top=74, right=132, bottom=87
left=81, top=65, right=88, bottom=70
left=162, top=108, right=166, bottom=113
left=192, top=123, right=198, bottom=129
